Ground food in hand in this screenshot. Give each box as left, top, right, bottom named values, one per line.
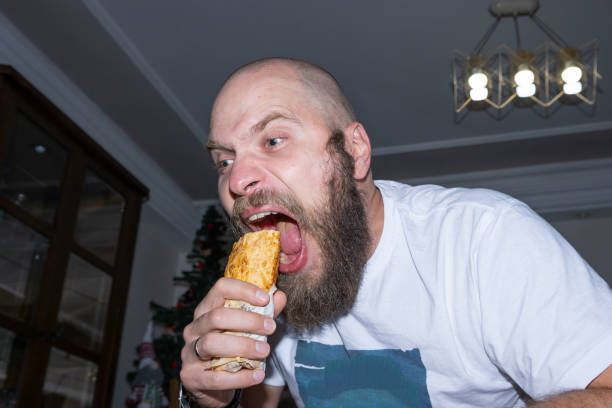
left=207, top=230, right=280, bottom=372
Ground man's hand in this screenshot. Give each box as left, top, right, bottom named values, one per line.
left=180, top=277, right=287, bottom=408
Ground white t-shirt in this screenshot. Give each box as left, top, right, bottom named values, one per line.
left=264, top=180, right=612, bottom=407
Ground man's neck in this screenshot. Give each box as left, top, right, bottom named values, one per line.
left=365, top=186, right=385, bottom=259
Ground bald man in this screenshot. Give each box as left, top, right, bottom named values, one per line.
left=180, top=58, right=612, bottom=407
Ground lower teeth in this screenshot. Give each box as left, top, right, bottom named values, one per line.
left=280, top=252, right=290, bottom=265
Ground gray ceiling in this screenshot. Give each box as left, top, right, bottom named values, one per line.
left=1, top=0, right=611, bottom=201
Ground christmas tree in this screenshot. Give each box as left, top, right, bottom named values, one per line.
left=146, top=206, right=232, bottom=394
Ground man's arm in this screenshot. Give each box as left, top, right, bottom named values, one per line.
left=531, top=365, right=612, bottom=407
left=241, top=384, right=284, bottom=408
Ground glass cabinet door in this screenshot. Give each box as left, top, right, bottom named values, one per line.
left=74, top=170, right=125, bottom=266
left=56, top=255, right=112, bottom=352
left=0, top=213, right=49, bottom=323
left=0, top=112, right=68, bottom=227
left=0, top=328, right=26, bottom=407
left=0, top=65, right=147, bottom=407
left=42, top=348, right=98, bottom=407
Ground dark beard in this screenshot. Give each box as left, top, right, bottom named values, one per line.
left=229, top=131, right=371, bottom=333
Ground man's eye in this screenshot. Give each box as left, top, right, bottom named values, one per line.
left=216, top=159, right=233, bottom=171
left=267, top=137, right=282, bottom=147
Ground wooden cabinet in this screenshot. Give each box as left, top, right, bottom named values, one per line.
left=0, top=66, right=148, bottom=407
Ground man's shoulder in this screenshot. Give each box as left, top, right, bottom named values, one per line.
left=374, top=179, right=523, bottom=218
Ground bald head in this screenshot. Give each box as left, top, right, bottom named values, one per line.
left=212, top=58, right=356, bottom=132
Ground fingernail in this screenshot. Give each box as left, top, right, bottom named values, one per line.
left=264, top=318, right=275, bottom=332
left=256, top=290, right=268, bottom=303
left=253, top=370, right=265, bottom=381
left=255, top=341, right=268, bottom=354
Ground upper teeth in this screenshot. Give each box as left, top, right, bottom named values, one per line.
left=248, top=211, right=278, bottom=222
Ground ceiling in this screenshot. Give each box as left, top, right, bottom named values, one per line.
left=0, top=0, right=611, bottom=203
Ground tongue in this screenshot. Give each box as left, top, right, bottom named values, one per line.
left=278, top=221, right=301, bottom=255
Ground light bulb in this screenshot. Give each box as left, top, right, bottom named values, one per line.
left=563, top=81, right=582, bottom=95
left=470, top=87, right=488, bottom=101
left=468, top=72, right=488, bottom=89
left=516, top=83, right=536, bottom=98
left=514, top=68, right=535, bottom=86
left=561, top=65, right=582, bottom=83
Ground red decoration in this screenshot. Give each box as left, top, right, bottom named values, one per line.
left=207, top=223, right=214, bottom=229
left=196, top=241, right=203, bottom=248
left=197, top=262, right=204, bottom=270
left=171, top=325, right=177, bottom=331
left=171, top=360, right=178, bottom=368
left=176, top=302, right=183, bottom=309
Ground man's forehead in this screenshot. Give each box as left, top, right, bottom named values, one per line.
left=211, top=70, right=310, bottom=131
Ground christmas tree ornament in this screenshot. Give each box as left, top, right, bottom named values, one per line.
left=127, top=321, right=169, bottom=408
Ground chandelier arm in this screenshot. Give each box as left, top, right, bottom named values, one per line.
left=546, top=92, right=563, bottom=107
left=545, top=43, right=550, bottom=102
left=473, top=18, right=501, bottom=54
left=455, top=98, right=472, bottom=113
left=513, top=15, right=521, bottom=49
left=594, top=41, right=602, bottom=81
left=575, top=93, right=595, bottom=105
left=529, top=14, right=568, bottom=48
left=452, top=56, right=458, bottom=110
left=529, top=92, right=562, bottom=107
left=498, top=50, right=502, bottom=106
left=498, top=93, right=517, bottom=109
left=483, top=99, right=498, bottom=109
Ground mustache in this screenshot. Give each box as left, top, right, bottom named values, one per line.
left=229, top=189, right=310, bottom=238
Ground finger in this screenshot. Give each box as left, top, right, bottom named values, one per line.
left=181, top=363, right=266, bottom=392
left=194, top=277, right=271, bottom=319
left=193, top=332, right=271, bottom=361
left=190, top=307, right=276, bottom=340
left=273, top=290, right=287, bottom=318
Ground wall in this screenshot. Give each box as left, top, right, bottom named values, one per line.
left=111, top=203, right=191, bottom=407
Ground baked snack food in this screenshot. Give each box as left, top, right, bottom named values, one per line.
left=208, top=230, right=280, bottom=372
left=224, top=229, right=280, bottom=292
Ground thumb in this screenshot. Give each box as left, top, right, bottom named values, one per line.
left=273, top=290, right=287, bottom=318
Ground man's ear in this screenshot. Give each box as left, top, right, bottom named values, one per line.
left=344, top=122, right=372, bottom=180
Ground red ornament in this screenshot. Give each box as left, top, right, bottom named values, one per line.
left=207, top=223, right=214, bottom=229
left=176, top=302, right=183, bottom=309
left=197, top=262, right=204, bottom=270
left=171, top=325, right=177, bottom=331
left=196, top=241, right=203, bottom=248
left=171, top=361, right=178, bottom=368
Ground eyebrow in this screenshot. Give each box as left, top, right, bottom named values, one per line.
left=206, top=111, right=300, bottom=152
left=251, top=111, right=301, bottom=134
left=205, top=139, right=232, bottom=152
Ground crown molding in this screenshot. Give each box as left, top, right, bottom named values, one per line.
left=0, top=11, right=200, bottom=240
left=81, top=0, right=208, bottom=145
left=372, top=121, right=612, bottom=156
left=400, top=158, right=612, bottom=216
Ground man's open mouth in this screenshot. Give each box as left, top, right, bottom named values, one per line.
left=242, top=206, right=307, bottom=274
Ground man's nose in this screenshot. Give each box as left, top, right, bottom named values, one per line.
left=228, top=156, right=264, bottom=197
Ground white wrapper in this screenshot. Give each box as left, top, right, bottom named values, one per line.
left=207, top=285, right=276, bottom=372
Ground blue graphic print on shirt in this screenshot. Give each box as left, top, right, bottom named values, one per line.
left=295, top=340, right=432, bottom=407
